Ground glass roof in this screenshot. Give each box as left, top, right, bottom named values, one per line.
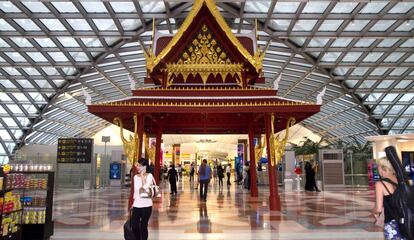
left=0, top=0, right=413, bottom=162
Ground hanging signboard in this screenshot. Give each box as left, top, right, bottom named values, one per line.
left=57, top=138, right=93, bottom=163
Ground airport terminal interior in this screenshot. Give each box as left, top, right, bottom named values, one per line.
left=0, top=0, right=413, bottom=239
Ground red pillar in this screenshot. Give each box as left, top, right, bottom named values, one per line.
left=265, top=114, right=281, bottom=211
left=154, top=126, right=162, bottom=184
left=128, top=114, right=145, bottom=210
left=248, top=126, right=258, bottom=197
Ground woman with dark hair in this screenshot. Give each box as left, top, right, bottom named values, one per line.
left=305, top=161, right=319, bottom=192
left=217, top=163, right=224, bottom=189
left=131, top=158, right=154, bottom=240
left=198, top=159, right=212, bottom=201
left=167, top=165, right=178, bottom=195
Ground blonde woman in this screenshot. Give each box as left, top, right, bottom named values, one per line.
left=373, top=157, right=404, bottom=240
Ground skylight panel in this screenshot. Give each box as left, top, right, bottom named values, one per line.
left=359, top=80, right=376, bottom=88
left=344, top=20, right=370, bottom=31
left=377, top=38, right=399, bottom=47
left=69, top=52, right=90, bottom=62
left=351, top=67, right=369, bottom=76
left=81, top=1, right=108, bottom=13
left=0, top=19, right=16, bottom=31
left=393, top=119, right=408, bottom=128
left=373, top=105, right=387, bottom=115
left=395, top=21, right=414, bottom=32
left=342, top=52, right=363, bottom=62
left=14, top=19, right=41, bottom=31
left=245, top=1, right=270, bottom=13
left=331, top=2, right=358, bottom=13
left=302, top=1, right=330, bottom=13
left=10, top=37, right=33, bottom=47
left=34, top=38, right=56, bottom=47
left=16, top=79, right=34, bottom=88
left=401, top=39, right=414, bottom=47
left=22, top=1, right=50, bottom=13
left=40, top=19, right=66, bottom=31
left=4, top=52, right=26, bottom=62
left=366, top=93, right=383, bottom=102
left=51, top=2, right=78, bottom=13
left=92, top=19, right=117, bottom=31
left=388, top=2, right=414, bottom=13
left=384, top=52, right=404, bottom=62
left=395, top=80, right=412, bottom=89
left=22, top=67, right=41, bottom=76
left=48, top=52, right=69, bottom=62
left=0, top=1, right=21, bottom=12
left=318, top=20, right=343, bottom=31
left=377, top=80, right=393, bottom=89
left=360, top=2, right=388, bottom=13
left=269, top=20, right=291, bottom=31
left=27, top=52, right=47, bottom=62
left=57, top=37, right=79, bottom=47
left=354, top=38, right=376, bottom=47
left=390, top=67, right=408, bottom=76
left=370, top=20, right=396, bottom=32
left=274, top=2, right=300, bottom=13
left=140, top=1, right=165, bottom=13
left=66, top=19, right=92, bottom=31
left=362, top=52, right=383, bottom=62
left=405, top=53, right=414, bottom=62
left=308, top=38, right=329, bottom=47
left=321, top=52, right=341, bottom=62
left=110, top=2, right=137, bottom=13
left=331, top=38, right=352, bottom=47
left=0, top=81, right=15, bottom=88
left=120, top=19, right=142, bottom=31
left=2, top=67, right=21, bottom=75
left=11, top=92, right=28, bottom=102
left=292, top=20, right=318, bottom=32
left=81, top=38, right=103, bottom=47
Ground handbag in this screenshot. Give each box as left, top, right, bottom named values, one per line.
left=124, top=211, right=136, bottom=240
left=139, top=175, right=160, bottom=199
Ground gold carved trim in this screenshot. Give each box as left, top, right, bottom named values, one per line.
left=145, top=0, right=263, bottom=74
left=97, top=101, right=314, bottom=107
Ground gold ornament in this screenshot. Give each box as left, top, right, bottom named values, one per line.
left=113, top=113, right=139, bottom=165
left=269, top=114, right=296, bottom=167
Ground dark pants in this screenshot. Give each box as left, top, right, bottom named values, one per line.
left=199, top=179, right=209, bottom=200
left=218, top=176, right=223, bottom=188
left=131, top=206, right=152, bottom=240
left=227, top=173, right=231, bottom=185
left=170, top=180, right=177, bottom=194
left=190, top=174, right=194, bottom=182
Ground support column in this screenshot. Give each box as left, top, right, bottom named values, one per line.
left=154, top=126, right=162, bottom=184
left=265, top=114, right=281, bottom=211
left=248, top=126, right=258, bottom=197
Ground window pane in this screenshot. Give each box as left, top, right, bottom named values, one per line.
left=81, top=38, right=103, bottom=47
left=40, top=19, right=66, bottom=31
left=321, top=52, right=341, bottom=62
left=354, top=38, right=376, bottom=47
left=120, top=19, right=142, bottom=31
left=274, top=2, right=300, bottom=13
left=34, top=38, right=56, bottom=47
left=387, top=105, right=404, bottom=115
left=66, top=19, right=92, bottom=31
left=4, top=52, right=26, bottom=62
left=0, top=19, right=14, bottom=31
left=22, top=1, right=50, bottom=13
left=401, top=39, right=414, bottom=47
left=57, top=37, right=79, bottom=47
left=377, top=80, right=393, bottom=88
left=48, top=52, right=69, bottom=62
left=302, top=1, right=330, bottom=13
left=292, top=20, right=317, bottom=31
left=319, top=20, right=343, bottom=31
left=342, top=52, right=362, bottom=62
left=10, top=37, right=33, bottom=47
left=384, top=53, right=404, bottom=62
left=269, top=20, right=291, bottom=31
left=331, top=38, right=352, bottom=47
left=388, top=2, right=414, bottom=13
left=331, top=2, right=358, bottom=13
left=69, top=52, right=89, bottom=62
left=362, top=52, right=383, bottom=62
left=0, top=1, right=21, bottom=12
left=395, top=80, right=412, bottom=89
left=344, top=20, right=370, bottom=31
left=399, top=93, right=414, bottom=102
left=140, top=1, right=165, bottom=13
left=51, top=2, right=78, bottom=13
left=359, top=80, right=376, bottom=88
left=370, top=20, right=396, bottom=32
left=2, top=67, right=21, bottom=75
left=81, top=2, right=108, bottom=13
left=110, top=2, right=136, bottom=13
left=308, top=38, right=330, bottom=47
left=92, top=19, right=117, bottom=31
left=22, top=67, right=41, bottom=76
left=390, top=67, right=408, bottom=76
left=245, top=1, right=270, bottom=13
left=370, top=67, right=389, bottom=76
left=378, top=38, right=399, bottom=47
left=360, top=2, right=388, bottom=13
left=395, top=21, right=414, bottom=32
left=14, top=19, right=41, bottom=31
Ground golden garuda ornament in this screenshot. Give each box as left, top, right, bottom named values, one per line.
left=113, top=113, right=139, bottom=165
left=269, top=114, right=296, bottom=166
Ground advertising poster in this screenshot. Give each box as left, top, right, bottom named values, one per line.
left=110, top=163, right=121, bottom=180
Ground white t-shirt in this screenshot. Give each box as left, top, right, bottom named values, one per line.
left=226, top=166, right=231, bottom=173
left=133, top=173, right=154, bottom=208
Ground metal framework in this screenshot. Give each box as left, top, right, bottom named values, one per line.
left=0, top=0, right=413, bottom=162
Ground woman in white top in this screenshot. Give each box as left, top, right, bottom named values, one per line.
left=132, top=158, right=154, bottom=240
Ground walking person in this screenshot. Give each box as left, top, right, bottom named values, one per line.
left=226, top=164, right=231, bottom=186
left=305, top=161, right=320, bottom=192
left=198, top=159, right=212, bottom=201
left=189, top=163, right=195, bottom=183
left=217, top=163, right=224, bottom=189
left=372, top=157, right=405, bottom=239
left=167, top=165, right=178, bottom=195
left=131, top=158, right=154, bottom=240
left=177, top=164, right=182, bottom=181
left=213, top=165, right=218, bottom=183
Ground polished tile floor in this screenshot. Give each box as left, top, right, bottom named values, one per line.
left=51, top=178, right=383, bottom=240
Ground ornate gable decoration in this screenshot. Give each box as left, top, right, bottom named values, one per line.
left=144, top=0, right=265, bottom=88
left=165, top=24, right=243, bottom=87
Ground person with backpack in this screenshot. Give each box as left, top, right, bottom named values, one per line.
left=373, top=157, right=405, bottom=240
